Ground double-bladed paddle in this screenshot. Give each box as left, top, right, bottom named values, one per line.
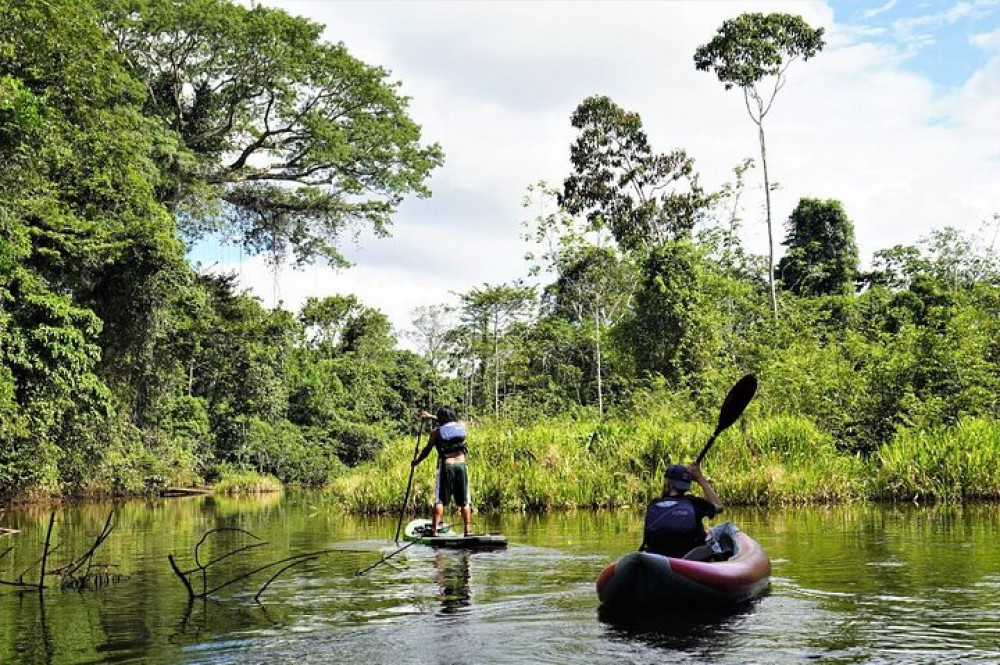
left=694, top=373, right=758, bottom=465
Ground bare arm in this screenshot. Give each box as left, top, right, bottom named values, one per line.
left=411, top=414, right=438, bottom=466
left=690, top=464, right=724, bottom=514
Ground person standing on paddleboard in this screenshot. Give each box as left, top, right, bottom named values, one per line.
left=640, top=463, right=724, bottom=558
left=412, top=407, right=473, bottom=536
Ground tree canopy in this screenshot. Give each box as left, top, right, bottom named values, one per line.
left=561, top=95, right=707, bottom=252
left=778, top=198, right=859, bottom=297
left=97, top=0, right=444, bottom=266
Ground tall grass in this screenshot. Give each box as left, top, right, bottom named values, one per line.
left=873, top=418, right=1000, bottom=502
left=213, top=468, right=283, bottom=495
left=326, top=402, right=869, bottom=512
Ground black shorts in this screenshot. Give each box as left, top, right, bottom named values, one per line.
left=435, top=462, right=469, bottom=507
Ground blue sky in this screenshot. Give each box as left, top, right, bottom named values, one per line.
left=197, top=1, right=1000, bottom=340
left=829, top=0, right=1000, bottom=89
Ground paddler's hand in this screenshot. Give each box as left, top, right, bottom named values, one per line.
left=420, top=410, right=436, bottom=421
left=689, top=463, right=705, bottom=481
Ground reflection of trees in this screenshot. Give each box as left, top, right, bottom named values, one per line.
left=5, top=593, right=55, bottom=665
left=434, top=551, right=471, bottom=616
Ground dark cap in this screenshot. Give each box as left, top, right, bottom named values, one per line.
left=665, top=464, right=693, bottom=491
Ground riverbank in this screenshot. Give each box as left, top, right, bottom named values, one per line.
left=5, top=410, right=1000, bottom=509
left=327, top=411, right=1000, bottom=511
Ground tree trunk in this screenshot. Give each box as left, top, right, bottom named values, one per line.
left=493, top=315, right=500, bottom=417
left=758, top=121, right=778, bottom=317
left=595, top=306, right=604, bottom=416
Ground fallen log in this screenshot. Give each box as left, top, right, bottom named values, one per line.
left=160, top=487, right=213, bottom=497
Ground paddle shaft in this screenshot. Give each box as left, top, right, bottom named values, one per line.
left=394, top=419, right=426, bottom=544
left=695, top=432, right=718, bottom=466
left=355, top=541, right=415, bottom=576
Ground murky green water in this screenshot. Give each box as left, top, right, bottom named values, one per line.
left=2, top=494, right=999, bottom=664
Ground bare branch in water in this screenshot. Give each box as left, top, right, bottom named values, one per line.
left=168, top=528, right=360, bottom=602
left=0, top=510, right=126, bottom=593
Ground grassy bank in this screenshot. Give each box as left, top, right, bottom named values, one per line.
left=327, top=406, right=1000, bottom=512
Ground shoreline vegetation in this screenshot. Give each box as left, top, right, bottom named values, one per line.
left=8, top=407, right=1000, bottom=509
left=327, top=409, right=1000, bottom=512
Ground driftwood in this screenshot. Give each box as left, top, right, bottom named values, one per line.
left=160, top=487, right=213, bottom=497
left=0, top=510, right=127, bottom=593
left=0, top=528, right=19, bottom=537
left=168, top=527, right=362, bottom=603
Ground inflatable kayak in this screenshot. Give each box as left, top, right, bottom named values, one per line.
left=402, top=519, right=507, bottom=550
left=596, top=522, right=770, bottom=609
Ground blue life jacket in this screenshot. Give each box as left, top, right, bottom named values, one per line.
left=436, top=422, right=467, bottom=458
left=642, top=497, right=704, bottom=556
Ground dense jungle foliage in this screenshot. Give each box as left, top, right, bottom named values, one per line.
left=2, top=1, right=998, bottom=503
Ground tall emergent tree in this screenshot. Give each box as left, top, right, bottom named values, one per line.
left=97, top=0, right=444, bottom=267
left=694, top=13, right=825, bottom=315
left=778, top=198, right=859, bottom=296
left=561, top=95, right=706, bottom=252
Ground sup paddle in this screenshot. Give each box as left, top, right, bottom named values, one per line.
left=694, top=373, right=758, bottom=465
left=356, top=541, right=416, bottom=576
left=394, top=416, right=426, bottom=544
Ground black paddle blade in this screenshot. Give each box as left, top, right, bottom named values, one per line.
left=715, top=373, right=758, bottom=434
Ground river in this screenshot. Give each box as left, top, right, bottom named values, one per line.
left=1, top=493, right=998, bottom=664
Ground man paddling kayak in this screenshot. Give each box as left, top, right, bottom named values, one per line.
left=640, top=463, right=724, bottom=558
left=412, top=407, right=474, bottom=536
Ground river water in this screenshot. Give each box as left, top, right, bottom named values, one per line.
left=1, top=493, right=999, bottom=664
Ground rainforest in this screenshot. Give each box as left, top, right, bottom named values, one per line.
left=3, top=0, right=999, bottom=508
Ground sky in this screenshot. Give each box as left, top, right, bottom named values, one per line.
left=192, top=0, right=1000, bottom=344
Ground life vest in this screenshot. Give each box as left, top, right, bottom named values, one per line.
left=643, top=497, right=699, bottom=545
left=436, top=422, right=467, bottom=458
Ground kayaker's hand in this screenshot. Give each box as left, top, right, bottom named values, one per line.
left=689, top=463, right=705, bottom=481
left=420, top=410, right=436, bottom=421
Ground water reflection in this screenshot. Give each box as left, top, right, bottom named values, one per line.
left=5, top=499, right=1000, bottom=664
left=11, top=594, right=53, bottom=665
left=434, top=551, right=472, bottom=616
left=598, top=599, right=761, bottom=653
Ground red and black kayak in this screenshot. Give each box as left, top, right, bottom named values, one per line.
left=596, top=522, right=770, bottom=609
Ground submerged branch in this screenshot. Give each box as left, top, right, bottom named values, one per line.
left=0, top=510, right=125, bottom=594
left=168, top=528, right=351, bottom=602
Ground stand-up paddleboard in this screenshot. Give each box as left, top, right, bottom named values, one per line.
left=402, top=519, right=507, bottom=550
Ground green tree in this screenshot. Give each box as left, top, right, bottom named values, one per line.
left=456, top=283, right=536, bottom=416
left=778, top=198, right=859, bottom=296
left=523, top=181, right=635, bottom=413
left=561, top=96, right=707, bottom=252
left=300, top=295, right=362, bottom=357
left=0, top=0, right=187, bottom=496
left=695, top=13, right=826, bottom=315
left=615, top=242, right=723, bottom=385
left=98, top=0, right=444, bottom=266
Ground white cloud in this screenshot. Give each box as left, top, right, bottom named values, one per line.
left=860, top=0, right=897, bottom=20
left=230, top=1, right=1000, bottom=336
left=972, top=26, right=1000, bottom=50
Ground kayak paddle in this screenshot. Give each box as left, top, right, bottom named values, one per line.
left=694, top=373, right=758, bottom=465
